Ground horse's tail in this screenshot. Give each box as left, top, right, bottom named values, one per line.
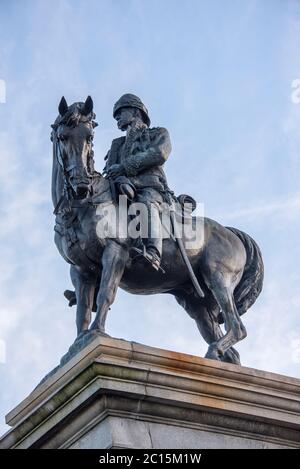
left=226, top=227, right=264, bottom=318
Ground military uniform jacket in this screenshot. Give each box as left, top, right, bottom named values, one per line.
left=104, top=127, right=172, bottom=191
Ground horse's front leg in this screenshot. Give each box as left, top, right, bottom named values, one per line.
left=90, top=240, right=128, bottom=334
left=70, top=265, right=97, bottom=337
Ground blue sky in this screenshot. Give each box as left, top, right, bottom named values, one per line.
left=1, top=0, right=300, bottom=435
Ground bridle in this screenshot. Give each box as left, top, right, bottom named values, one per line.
left=52, top=120, right=94, bottom=215
left=55, top=133, right=79, bottom=179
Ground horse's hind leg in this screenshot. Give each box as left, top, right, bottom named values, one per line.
left=174, top=291, right=240, bottom=364
left=205, top=273, right=247, bottom=361
left=193, top=302, right=241, bottom=365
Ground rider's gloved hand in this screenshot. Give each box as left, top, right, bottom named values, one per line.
left=107, top=164, right=125, bottom=178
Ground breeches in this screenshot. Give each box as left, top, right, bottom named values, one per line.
left=135, top=188, right=163, bottom=255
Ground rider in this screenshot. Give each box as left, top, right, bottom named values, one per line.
left=104, top=93, right=172, bottom=270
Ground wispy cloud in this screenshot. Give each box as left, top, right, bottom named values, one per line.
left=216, top=193, right=300, bottom=221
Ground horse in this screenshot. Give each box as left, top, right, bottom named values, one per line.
left=51, top=96, right=264, bottom=365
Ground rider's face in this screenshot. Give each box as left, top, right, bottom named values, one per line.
left=115, top=107, right=135, bottom=131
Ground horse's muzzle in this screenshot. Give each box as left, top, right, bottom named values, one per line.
left=74, top=182, right=90, bottom=198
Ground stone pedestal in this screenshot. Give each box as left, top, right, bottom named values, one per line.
left=1, top=336, right=299, bottom=449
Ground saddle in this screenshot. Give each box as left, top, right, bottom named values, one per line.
left=176, top=194, right=197, bottom=219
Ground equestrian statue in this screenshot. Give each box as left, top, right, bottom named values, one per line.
left=51, top=94, right=264, bottom=365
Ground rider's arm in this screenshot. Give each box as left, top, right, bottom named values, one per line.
left=123, top=127, right=171, bottom=177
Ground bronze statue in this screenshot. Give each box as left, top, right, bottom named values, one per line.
left=51, top=95, right=264, bottom=366
left=104, top=93, right=171, bottom=271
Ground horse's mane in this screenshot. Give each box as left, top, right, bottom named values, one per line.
left=51, top=102, right=98, bottom=131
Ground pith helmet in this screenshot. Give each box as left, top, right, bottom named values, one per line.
left=113, top=93, right=151, bottom=126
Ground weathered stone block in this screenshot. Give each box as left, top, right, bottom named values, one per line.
left=1, top=336, right=299, bottom=449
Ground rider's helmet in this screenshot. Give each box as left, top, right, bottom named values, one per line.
left=113, top=93, right=151, bottom=127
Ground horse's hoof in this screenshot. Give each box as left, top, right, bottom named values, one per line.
left=222, top=347, right=241, bottom=365
left=205, top=345, right=222, bottom=361
left=205, top=352, right=221, bottom=361
left=64, top=289, right=76, bottom=307
left=74, top=330, right=90, bottom=342
left=89, top=326, right=110, bottom=338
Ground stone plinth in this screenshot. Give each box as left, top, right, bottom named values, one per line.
left=1, top=336, right=300, bottom=449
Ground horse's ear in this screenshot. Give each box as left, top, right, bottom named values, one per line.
left=82, top=95, right=93, bottom=116
left=58, top=96, right=68, bottom=116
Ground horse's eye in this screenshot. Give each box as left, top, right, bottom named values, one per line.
left=87, top=135, right=93, bottom=143
left=59, top=134, right=68, bottom=142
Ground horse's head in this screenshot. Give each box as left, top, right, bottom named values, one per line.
left=51, top=96, right=98, bottom=199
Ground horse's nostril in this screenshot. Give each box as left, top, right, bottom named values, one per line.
left=76, top=184, right=89, bottom=197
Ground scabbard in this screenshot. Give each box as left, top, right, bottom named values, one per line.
left=170, top=209, right=205, bottom=299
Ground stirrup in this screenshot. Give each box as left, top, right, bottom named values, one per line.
left=130, top=246, right=165, bottom=273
